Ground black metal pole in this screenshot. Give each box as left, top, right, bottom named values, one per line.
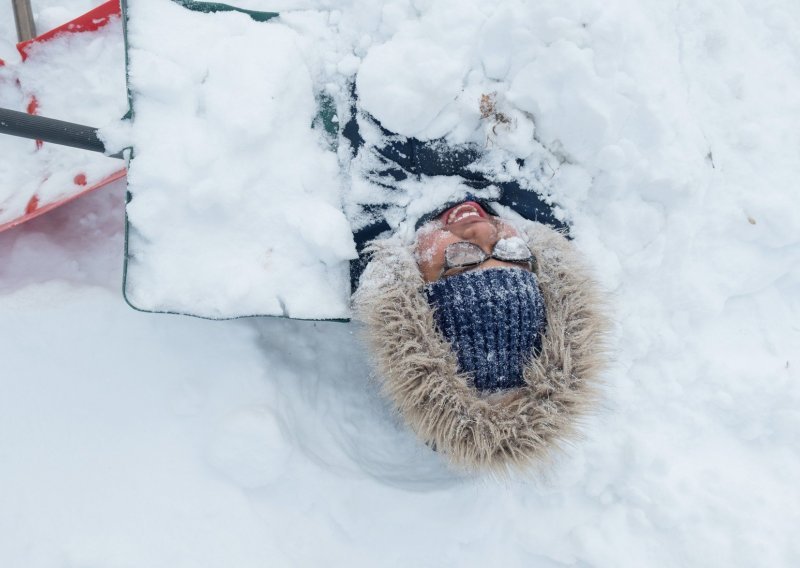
left=0, top=107, right=124, bottom=159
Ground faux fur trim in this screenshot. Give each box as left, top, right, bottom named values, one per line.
left=352, top=222, right=610, bottom=474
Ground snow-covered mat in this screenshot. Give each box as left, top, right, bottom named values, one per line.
left=0, top=1, right=127, bottom=231
left=120, top=0, right=356, bottom=320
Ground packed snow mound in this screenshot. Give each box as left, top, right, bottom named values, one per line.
left=122, top=0, right=356, bottom=319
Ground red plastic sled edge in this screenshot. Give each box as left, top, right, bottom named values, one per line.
left=0, top=169, right=127, bottom=233
left=17, top=0, right=122, bottom=61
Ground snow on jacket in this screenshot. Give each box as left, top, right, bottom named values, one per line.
left=341, top=105, right=567, bottom=291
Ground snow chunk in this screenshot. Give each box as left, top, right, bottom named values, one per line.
left=357, top=35, right=466, bottom=138
left=124, top=0, right=356, bottom=319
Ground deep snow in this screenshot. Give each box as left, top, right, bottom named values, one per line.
left=1, top=0, right=799, bottom=567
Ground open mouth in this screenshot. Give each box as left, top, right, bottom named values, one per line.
left=441, top=201, right=489, bottom=225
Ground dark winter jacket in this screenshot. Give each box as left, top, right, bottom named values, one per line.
left=342, top=108, right=568, bottom=290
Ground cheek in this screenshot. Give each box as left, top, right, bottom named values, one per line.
left=415, top=230, right=456, bottom=279
left=415, top=230, right=446, bottom=261
left=495, top=219, right=522, bottom=239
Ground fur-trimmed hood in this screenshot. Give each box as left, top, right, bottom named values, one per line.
left=353, top=220, right=610, bottom=474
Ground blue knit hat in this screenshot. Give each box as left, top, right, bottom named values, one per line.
left=424, top=268, right=547, bottom=392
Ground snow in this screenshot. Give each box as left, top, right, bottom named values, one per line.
left=1, top=0, right=800, bottom=566
left=120, top=0, right=356, bottom=318
left=357, top=35, right=467, bottom=138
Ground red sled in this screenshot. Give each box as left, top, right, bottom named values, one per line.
left=0, top=0, right=126, bottom=234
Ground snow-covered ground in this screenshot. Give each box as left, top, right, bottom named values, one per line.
left=0, top=5, right=126, bottom=225
left=1, top=0, right=799, bottom=567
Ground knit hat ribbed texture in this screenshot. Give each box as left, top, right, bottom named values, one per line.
left=424, top=267, right=546, bottom=392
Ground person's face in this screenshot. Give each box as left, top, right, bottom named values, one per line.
left=414, top=202, right=526, bottom=282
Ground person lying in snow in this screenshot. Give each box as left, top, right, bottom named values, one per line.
left=344, top=98, right=609, bottom=473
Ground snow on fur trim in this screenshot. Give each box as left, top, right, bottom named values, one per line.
left=352, top=221, right=610, bottom=473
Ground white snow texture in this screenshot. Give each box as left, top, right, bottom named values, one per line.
left=123, top=0, right=356, bottom=318
left=1, top=0, right=799, bottom=567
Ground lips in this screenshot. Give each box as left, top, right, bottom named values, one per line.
left=440, top=201, right=489, bottom=226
